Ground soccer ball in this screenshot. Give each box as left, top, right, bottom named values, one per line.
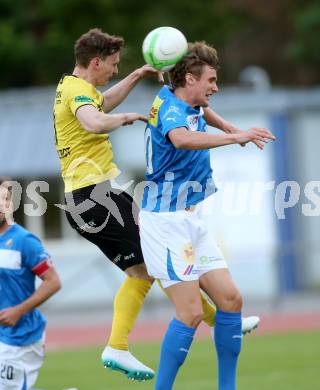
left=142, top=27, right=188, bottom=72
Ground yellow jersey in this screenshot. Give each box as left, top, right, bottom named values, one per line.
left=53, top=75, right=120, bottom=192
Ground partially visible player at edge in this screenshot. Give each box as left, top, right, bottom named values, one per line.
left=139, top=42, right=275, bottom=389
left=53, top=28, right=259, bottom=382
left=0, top=177, right=61, bottom=389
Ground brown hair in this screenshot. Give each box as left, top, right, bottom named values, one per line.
left=169, top=41, right=219, bottom=88
left=74, top=28, right=124, bottom=68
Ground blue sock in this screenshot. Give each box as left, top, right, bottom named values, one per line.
left=156, top=318, right=196, bottom=390
left=214, top=310, right=242, bottom=390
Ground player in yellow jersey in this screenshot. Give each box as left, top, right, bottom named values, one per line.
left=53, top=28, right=259, bottom=382
left=53, top=28, right=165, bottom=381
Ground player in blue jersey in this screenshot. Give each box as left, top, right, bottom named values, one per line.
left=0, top=177, right=61, bottom=390
left=139, top=42, right=275, bottom=390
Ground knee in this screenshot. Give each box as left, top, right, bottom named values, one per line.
left=178, top=308, right=204, bottom=328
left=192, top=311, right=204, bottom=327
left=218, top=290, right=243, bottom=312
left=125, top=264, right=154, bottom=283
left=233, top=291, right=243, bottom=311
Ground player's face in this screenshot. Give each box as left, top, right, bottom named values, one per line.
left=0, top=186, right=12, bottom=228
left=96, top=52, right=120, bottom=86
left=193, top=65, right=218, bottom=107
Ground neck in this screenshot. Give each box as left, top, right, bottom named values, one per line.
left=174, top=87, right=196, bottom=107
left=73, top=65, right=96, bottom=86
left=0, top=220, right=10, bottom=235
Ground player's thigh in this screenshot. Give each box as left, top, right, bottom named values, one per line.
left=0, top=342, right=24, bottom=389
left=193, top=214, right=228, bottom=275
left=166, top=280, right=202, bottom=312
left=193, top=215, right=242, bottom=310
left=0, top=361, right=24, bottom=389
left=65, top=187, right=145, bottom=272
left=0, top=340, right=44, bottom=390
left=166, top=280, right=203, bottom=326
left=199, top=268, right=243, bottom=311
left=22, top=337, right=45, bottom=389
left=139, top=210, right=198, bottom=284
left=103, top=189, right=146, bottom=272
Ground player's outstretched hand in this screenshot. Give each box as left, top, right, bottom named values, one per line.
left=137, top=64, right=164, bottom=83
left=236, top=127, right=276, bottom=150
left=123, top=112, right=148, bottom=125
left=0, top=306, right=24, bottom=327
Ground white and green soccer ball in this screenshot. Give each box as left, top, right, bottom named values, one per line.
left=142, top=27, right=188, bottom=72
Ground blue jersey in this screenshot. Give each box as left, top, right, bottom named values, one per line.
left=0, top=224, right=50, bottom=346
left=142, top=85, right=216, bottom=212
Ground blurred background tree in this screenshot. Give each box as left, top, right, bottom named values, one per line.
left=0, top=0, right=319, bottom=88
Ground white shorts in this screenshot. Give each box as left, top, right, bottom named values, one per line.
left=139, top=202, right=228, bottom=288
left=0, top=335, right=45, bottom=390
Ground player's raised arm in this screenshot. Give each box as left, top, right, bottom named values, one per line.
left=76, top=105, right=148, bottom=133
left=103, top=64, right=164, bottom=113
left=203, top=107, right=240, bottom=133
left=168, top=126, right=275, bottom=150
left=203, top=107, right=274, bottom=149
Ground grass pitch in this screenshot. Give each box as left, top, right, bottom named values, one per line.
left=36, top=331, right=320, bottom=390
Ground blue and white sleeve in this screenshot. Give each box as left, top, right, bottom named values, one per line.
left=160, top=103, right=188, bottom=138
left=22, top=233, right=52, bottom=276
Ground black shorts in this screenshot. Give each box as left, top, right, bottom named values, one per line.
left=64, top=181, right=144, bottom=271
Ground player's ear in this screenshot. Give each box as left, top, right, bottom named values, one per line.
left=185, top=72, right=195, bottom=85
left=90, top=57, right=100, bottom=69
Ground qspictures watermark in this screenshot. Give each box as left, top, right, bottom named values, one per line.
left=0, top=179, right=319, bottom=232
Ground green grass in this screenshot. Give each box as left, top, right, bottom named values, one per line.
left=36, top=331, right=320, bottom=390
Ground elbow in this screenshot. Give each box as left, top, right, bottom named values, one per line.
left=53, top=276, right=62, bottom=293
left=171, top=137, right=189, bottom=150
left=168, top=129, right=193, bottom=149
left=57, top=278, right=62, bottom=292
left=83, top=122, right=103, bottom=134
left=79, top=114, right=105, bottom=133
